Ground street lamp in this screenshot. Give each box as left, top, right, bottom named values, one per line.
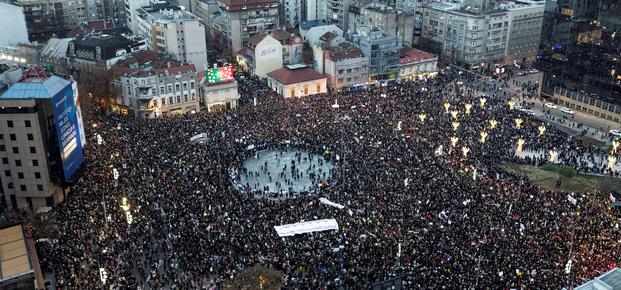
left=515, top=118, right=523, bottom=129
left=462, top=146, right=470, bottom=158
left=489, top=119, right=498, bottom=129
left=480, top=131, right=488, bottom=144
left=549, top=150, right=558, bottom=163
left=613, top=140, right=620, bottom=153
left=450, top=110, right=459, bottom=119
left=450, top=136, right=459, bottom=148
left=443, top=102, right=451, bottom=113
left=418, top=113, right=427, bottom=123
left=516, top=138, right=525, bottom=153
left=608, top=155, right=617, bottom=170
left=465, top=103, right=472, bottom=115
left=508, top=100, right=516, bottom=111
left=479, top=97, right=487, bottom=108
left=452, top=122, right=460, bottom=131
left=538, top=124, right=546, bottom=136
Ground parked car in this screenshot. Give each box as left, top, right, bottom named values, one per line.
left=545, top=102, right=558, bottom=109
left=610, top=129, right=621, bottom=137
left=560, top=107, right=574, bottom=115
left=529, top=69, right=539, bottom=74
left=517, top=71, right=526, bottom=76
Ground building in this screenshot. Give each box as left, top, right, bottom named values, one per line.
left=267, top=64, right=327, bottom=98
left=0, top=67, right=86, bottom=211
left=282, top=0, right=302, bottom=25
left=236, top=33, right=283, bottom=78
left=575, top=268, right=621, bottom=290
left=502, top=1, right=546, bottom=64
left=540, top=0, right=599, bottom=49
left=0, top=224, right=45, bottom=290
left=399, top=48, right=437, bottom=79
left=550, top=87, right=621, bottom=125
left=271, top=29, right=304, bottom=65
left=316, top=0, right=352, bottom=31
left=347, top=2, right=415, bottom=47
left=135, top=5, right=208, bottom=70
left=197, top=67, right=240, bottom=112
left=0, top=2, right=29, bottom=46
left=350, top=26, right=401, bottom=81
left=299, top=20, right=344, bottom=47
left=67, top=29, right=147, bottom=77
left=39, top=38, right=72, bottom=76
left=112, top=51, right=199, bottom=118
left=125, top=0, right=153, bottom=33
left=0, top=43, right=42, bottom=67
left=322, top=42, right=368, bottom=90
left=420, top=0, right=544, bottom=68
left=208, top=0, right=280, bottom=55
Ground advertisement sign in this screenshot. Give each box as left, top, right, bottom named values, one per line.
left=258, top=44, right=280, bottom=60
left=205, top=66, right=234, bottom=84
left=52, top=84, right=84, bottom=182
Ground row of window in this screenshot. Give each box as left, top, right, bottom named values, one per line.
left=5, top=120, right=31, bottom=128
left=5, top=183, right=44, bottom=192
left=4, top=170, right=42, bottom=179
left=0, top=146, right=37, bottom=154
left=0, top=133, right=35, bottom=141
left=2, top=158, right=39, bottom=167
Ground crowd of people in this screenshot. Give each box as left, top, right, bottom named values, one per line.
left=35, top=66, right=621, bottom=289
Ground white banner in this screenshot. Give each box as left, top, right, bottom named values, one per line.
left=319, top=197, right=345, bottom=209
left=274, top=218, right=339, bottom=237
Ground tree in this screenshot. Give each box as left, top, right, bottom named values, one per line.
left=78, top=64, right=123, bottom=108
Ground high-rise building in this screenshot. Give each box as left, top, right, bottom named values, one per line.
left=0, top=1, right=29, bottom=46
left=347, top=2, right=415, bottom=47
left=0, top=67, right=85, bottom=211
left=209, top=0, right=280, bottom=55
left=135, top=5, right=208, bottom=70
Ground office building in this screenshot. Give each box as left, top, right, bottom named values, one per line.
left=347, top=2, right=415, bottom=47
left=112, top=51, right=199, bottom=118
left=0, top=67, right=85, bottom=211
left=135, top=5, right=208, bottom=70
left=350, top=26, right=401, bottom=81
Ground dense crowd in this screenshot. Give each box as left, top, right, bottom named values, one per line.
left=36, top=67, right=621, bottom=289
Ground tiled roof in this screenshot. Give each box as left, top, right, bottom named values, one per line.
left=271, top=29, right=293, bottom=41
left=248, top=32, right=269, bottom=48
left=400, top=48, right=435, bottom=64
left=320, top=31, right=337, bottom=42
left=66, top=20, right=110, bottom=37
left=325, top=42, right=364, bottom=62
left=267, top=66, right=326, bottom=85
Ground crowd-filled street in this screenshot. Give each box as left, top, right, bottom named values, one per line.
left=35, top=67, right=621, bottom=289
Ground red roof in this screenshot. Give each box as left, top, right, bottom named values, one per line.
left=267, top=66, right=326, bottom=85
left=400, top=48, right=435, bottom=64
left=66, top=21, right=110, bottom=37
left=248, top=32, right=269, bottom=48
left=325, top=42, right=364, bottom=62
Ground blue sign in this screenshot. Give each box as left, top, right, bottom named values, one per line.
left=52, top=84, right=84, bottom=181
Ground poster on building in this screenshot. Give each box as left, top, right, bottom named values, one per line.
left=52, top=84, right=84, bottom=182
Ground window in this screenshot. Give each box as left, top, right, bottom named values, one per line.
left=4, top=170, right=10, bottom=177
left=316, top=83, right=321, bottom=92
left=20, top=184, right=26, bottom=191
left=29, top=147, right=36, bottom=154
left=161, top=98, right=166, bottom=106
left=17, top=172, right=24, bottom=179
left=0, top=145, right=5, bottom=151
left=10, top=134, right=16, bottom=141
left=0, top=134, right=3, bottom=140
left=160, top=86, right=165, bottom=94
left=175, top=83, right=180, bottom=91
left=15, top=160, right=21, bottom=166
left=183, top=82, right=188, bottom=90
left=190, top=81, right=195, bottom=89
left=32, top=160, right=38, bottom=166
left=1, top=158, right=7, bottom=164
left=27, top=134, right=33, bottom=141
left=25, top=120, right=31, bottom=127
left=34, top=172, right=41, bottom=179
left=167, top=84, right=173, bottom=93
left=12, top=147, right=18, bottom=154
left=184, top=94, right=188, bottom=102
left=37, top=185, right=43, bottom=191
left=7, top=120, right=13, bottom=127
left=169, top=97, right=173, bottom=104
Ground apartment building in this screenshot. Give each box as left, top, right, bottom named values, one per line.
left=323, top=42, right=368, bottom=89
left=350, top=26, right=401, bottom=81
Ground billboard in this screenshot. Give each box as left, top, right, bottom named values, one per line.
left=52, top=84, right=84, bottom=182
left=205, top=66, right=234, bottom=84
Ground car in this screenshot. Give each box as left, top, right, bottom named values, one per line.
left=529, top=69, right=539, bottom=74
left=560, top=107, right=574, bottom=114
left=517, top=107, right=535, bottom=115
left=544, top=102, right=558, bottom=109
left=610, top=129, right=621, bottom=137
left=517, top=71, right=526, bottom=76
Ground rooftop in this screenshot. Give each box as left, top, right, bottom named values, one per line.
left=325, top=42, right=365, bottom=62
left=66, top=20, right=112, bottom=38
left=0, top=224, right=33, bottom=283
left=575, top=268, right=621, bottom=290
left=72, top=31, right=134, bottom=49
left=1, top=68, right=70, bottom=100
left=268, top=66, right=326, bottom=85
left=299, top=19, right=329, bottom=31
left=138, top=7, right=198, bottom=22
left=400, top=48, right=436, bottom=64
left=40, top=38, right=72, bottom=59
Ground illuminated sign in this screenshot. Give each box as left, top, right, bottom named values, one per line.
left=205, top=66, right=234, bottom=84
left=52, top=84, right=84, bottom=181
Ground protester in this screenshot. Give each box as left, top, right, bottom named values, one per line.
left=36, top=67, right=621, bottom=289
